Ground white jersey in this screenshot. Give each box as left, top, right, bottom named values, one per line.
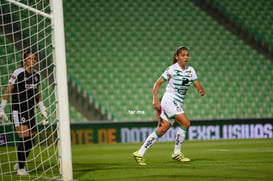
left=161, top=63, right=198, bottom=105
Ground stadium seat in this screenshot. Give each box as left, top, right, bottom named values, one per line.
left=62, top=0, right=273, bottom=121
left=213, top=0, right=273, bottom=44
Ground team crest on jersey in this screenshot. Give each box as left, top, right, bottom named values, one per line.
left=11, top=74, right=16, bottom=80
left=21, top=117, right=26, bottom=122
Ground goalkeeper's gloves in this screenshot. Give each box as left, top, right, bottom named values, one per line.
left=38, top=101, right=48, bottom=125
left=0, top=99, right=8, bottom=124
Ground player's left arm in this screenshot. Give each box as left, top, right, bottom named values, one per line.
left=35, top=86, right=42, bottom=103
left=35, top=85, right=45, bottom=109
left=193, top=80, right=205, bottom=96
left=36, top=85, right=48, bottom=124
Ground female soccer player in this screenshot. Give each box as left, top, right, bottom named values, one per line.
left=0, top=51, right=48, bottom=175
left=133, top=46, right=205, bottom=165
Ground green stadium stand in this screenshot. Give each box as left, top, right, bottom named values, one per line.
left=63, top=0, right=273, bottom=121
left=212, top=0, right=273, bottom=44
left=69, top=104, right=88, bottom=122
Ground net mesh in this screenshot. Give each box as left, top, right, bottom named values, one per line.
left=0, top=0, right=61, bottom=180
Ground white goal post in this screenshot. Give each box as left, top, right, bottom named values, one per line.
left=0, top=0, right=73, bottom=180
left=51, top=0, right=73, bottom=180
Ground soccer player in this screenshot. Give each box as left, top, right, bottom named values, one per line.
left=133, top=46, right=205, bottom=165
left=0, top=51, right=48, bottom=176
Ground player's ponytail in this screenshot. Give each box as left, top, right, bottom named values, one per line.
left=173, top=46, right=188, bottom=64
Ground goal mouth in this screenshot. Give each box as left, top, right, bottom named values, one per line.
left=0, top=0, right=72, bottom=180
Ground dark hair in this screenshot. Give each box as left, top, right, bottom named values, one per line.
left=21, top=51, right=34, bottom=67
left=173, top=46, right=188, bottom=64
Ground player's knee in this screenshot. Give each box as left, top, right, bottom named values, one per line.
left=184, top=121, right=190, bottom=129
left=175, top=114, right=190, bottom=128
left=157, top=120, right=171, bottom=135
left=157, top=126, right=167, bottom=135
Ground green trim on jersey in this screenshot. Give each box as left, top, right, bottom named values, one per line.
left=161, top=64, right=198, bottom=107
left=161, top=75, right=168, bottom=81
left=180, top=126, right=188, bottom=131
left=155, top=131, right=162, bottom=138
left=175, top=94, right=184, bottom=100
left=169, top=114, right=175, bottom=119
left=173, top=82, right=182, bottom=86
left=174, top=69, right=182, bottom=72
left=191, top=78, right=198, bottom=82
left=174, top=98, right=184, bottom=104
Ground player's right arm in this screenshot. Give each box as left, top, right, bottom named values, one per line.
left=152, top=77, right=165, bottom=110
left=0, top=84, right=14, bottom=122
left=2, top=84, right=14, bottom=101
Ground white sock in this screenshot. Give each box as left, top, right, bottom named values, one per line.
left=173, top=127, right=186, bottom=155
left=138, top=131, right=160, bottom=156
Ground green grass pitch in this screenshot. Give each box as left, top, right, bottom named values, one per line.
left=72, top=138, right=273, bottom=181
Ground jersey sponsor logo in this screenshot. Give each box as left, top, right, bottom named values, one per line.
left=181, top=78, right=189, bottom=86
left=25, top=84, right=38, bottom=90
left=175, top=78, right=190, bottom=95
left=177, top=88, right=187, bottom=95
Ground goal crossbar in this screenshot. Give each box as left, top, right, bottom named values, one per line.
left=5, top=0, right=52, bottom=19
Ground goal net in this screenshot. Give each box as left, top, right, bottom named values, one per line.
left=0, top=0, right=72, bottom=180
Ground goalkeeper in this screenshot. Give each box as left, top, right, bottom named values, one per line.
left=0, top=51, right=48, bottom=176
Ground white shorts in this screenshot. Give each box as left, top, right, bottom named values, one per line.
left=160, top=92, right=184, bottom=125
